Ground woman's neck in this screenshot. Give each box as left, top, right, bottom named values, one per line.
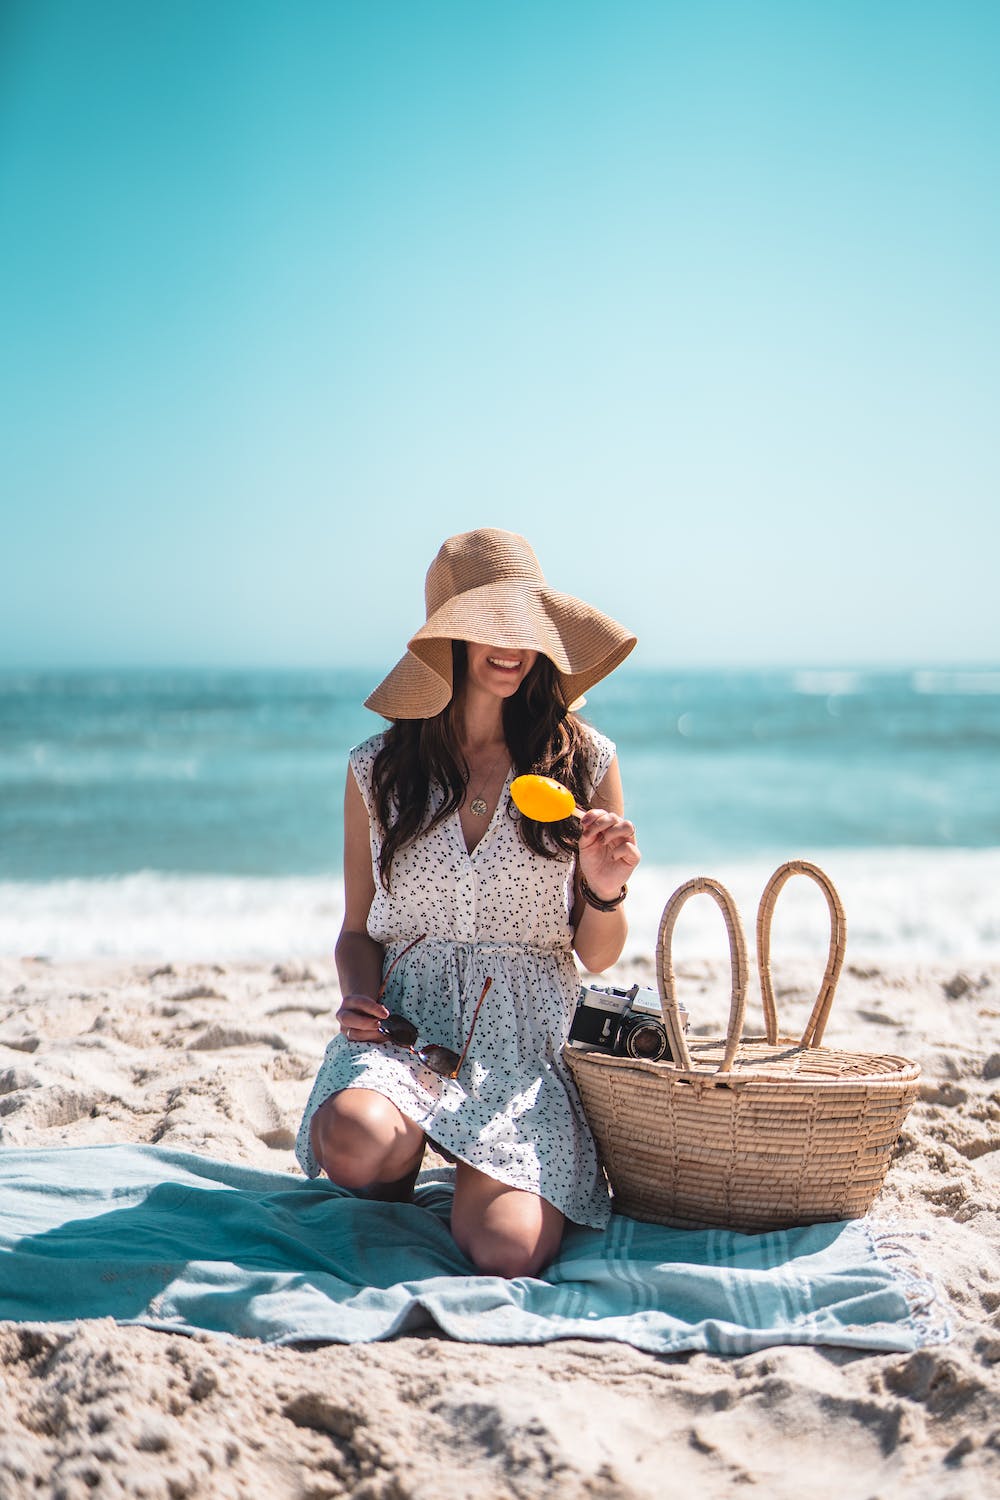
left=454, top=686, right=506, bottom=754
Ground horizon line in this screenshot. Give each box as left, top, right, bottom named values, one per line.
left=1, top=659, right=999, bottom=676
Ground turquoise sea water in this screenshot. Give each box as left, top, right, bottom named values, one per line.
left=1, top=667, right=998, bottom=960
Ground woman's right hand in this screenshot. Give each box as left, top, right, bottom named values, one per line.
left=336, top=992, right=390, bottom=1045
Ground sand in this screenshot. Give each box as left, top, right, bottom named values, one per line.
left=1, top=949, right=998, bottom=1499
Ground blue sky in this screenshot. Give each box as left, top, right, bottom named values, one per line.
left=2, top=0, right=998, bottom=670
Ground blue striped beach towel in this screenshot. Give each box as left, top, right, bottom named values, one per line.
left=0, top=1144, right=949, bottom=1352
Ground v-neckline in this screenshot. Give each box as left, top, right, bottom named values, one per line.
left=456, top=766, right=513, bottom=857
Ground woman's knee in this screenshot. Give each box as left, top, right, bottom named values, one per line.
left=309, top=1090, right=422, bottom=1188
left=451, top=1173, right=564, bottom=1278
left=460, top=1227, right=556, bottom=1279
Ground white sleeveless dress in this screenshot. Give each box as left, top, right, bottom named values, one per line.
left=295, top=726, right=616, bottom=1229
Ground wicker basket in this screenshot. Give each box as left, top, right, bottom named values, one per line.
left=565, top=861, right=921, bottom=1232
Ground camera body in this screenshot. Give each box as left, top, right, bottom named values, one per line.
left=568, top=982, right=688, bottom=1062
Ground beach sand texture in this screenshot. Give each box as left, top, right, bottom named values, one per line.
left=0, top=952, right=998, bottom=1499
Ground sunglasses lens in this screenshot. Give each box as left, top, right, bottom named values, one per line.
left=415, top=1043, right=461, bottom=1077
left=379, top=1013, right=418, bottom=1047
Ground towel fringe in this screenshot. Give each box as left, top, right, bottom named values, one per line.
left=865, top=1216, right=953, bottom=1349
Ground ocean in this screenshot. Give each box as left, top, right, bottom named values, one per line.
left=1, top=667, right=998, bottom=964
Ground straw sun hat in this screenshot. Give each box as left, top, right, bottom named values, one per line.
left=364, top=528, right=637, bottom=720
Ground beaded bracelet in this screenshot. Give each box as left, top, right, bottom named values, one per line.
left=579, top=874, right=628, bottom=912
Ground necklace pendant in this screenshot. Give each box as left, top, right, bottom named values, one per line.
left=470, top=796, right=489, bottom=817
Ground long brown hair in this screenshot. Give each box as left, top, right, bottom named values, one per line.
left=371, top=646, right=595, bottom=889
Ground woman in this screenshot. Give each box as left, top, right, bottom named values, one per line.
left=296, top=527, right=640, bottom=1277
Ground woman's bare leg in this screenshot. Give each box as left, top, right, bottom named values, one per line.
left=309, top=1089, right=426, bottom=1202
left=450, top=1162, right=564, bottom=1278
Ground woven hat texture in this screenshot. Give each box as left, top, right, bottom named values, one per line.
left=364, top=528, right=636, bottom=719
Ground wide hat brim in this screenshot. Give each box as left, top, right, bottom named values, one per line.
left=364, top=578, right=636, bottom=720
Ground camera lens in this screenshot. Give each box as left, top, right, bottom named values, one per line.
left=622, top=1021, right=669, bottom=1061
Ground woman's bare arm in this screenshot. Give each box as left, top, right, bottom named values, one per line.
left=334, top=767, right=389, bottom=1040
left=571, top=755, right=641, bottom=974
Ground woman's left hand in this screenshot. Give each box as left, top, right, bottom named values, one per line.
left=577, top=810, right=641, bottom=900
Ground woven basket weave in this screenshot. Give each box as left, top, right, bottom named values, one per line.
left=565, top=861, right=921, bottom=1232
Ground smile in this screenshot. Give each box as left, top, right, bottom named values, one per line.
left=487, top=657, right=521, bottom=671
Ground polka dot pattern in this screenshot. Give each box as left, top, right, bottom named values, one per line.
left=295, top=724, right=616, bottom=1228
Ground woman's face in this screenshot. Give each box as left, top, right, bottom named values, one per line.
left=463, top=643, right=539, bottom=701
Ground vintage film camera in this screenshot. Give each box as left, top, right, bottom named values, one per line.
left=567, top=982, right=688, bottom=1062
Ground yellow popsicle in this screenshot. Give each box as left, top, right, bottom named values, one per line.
left=509, top=774, right=584, bottom=823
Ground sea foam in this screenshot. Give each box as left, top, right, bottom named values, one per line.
left=2, top=848, right=998, bottom=965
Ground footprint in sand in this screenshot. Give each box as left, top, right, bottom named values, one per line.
left=0, top=1027, right=41, bottom=1053
left=0, top=1082, right=105, bottom=1137
left=151, top=1074, right=296, bottom=1153
left=187, top=1024, right=289, bottom=1052
left=0, top=1066, right=43, bottom=1097
left=228, top=1076, right=297, bottom=1150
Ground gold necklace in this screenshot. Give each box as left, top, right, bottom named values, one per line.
left=466, top=744, right=509, bottom=817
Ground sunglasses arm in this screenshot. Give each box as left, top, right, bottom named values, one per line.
left=447, top=976, right=493, bottom=1079
left=376, top=932, right=428, bottom=1001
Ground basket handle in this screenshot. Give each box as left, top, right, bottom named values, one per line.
left=756, top=860, right=847, bottom=1048
left=656, top=876, right=749, bottom=1073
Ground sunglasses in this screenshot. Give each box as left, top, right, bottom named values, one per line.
left=375, top=934, right=493, bottom=1080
